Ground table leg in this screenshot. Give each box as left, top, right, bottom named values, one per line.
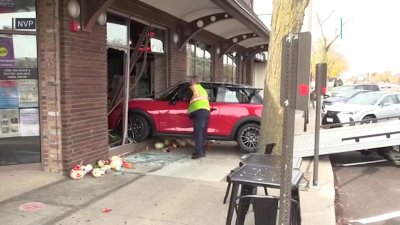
left=235, top=185, right=256, bottom=225
left=226, top=183, right=239, bottom=225
left=291, top=187, right=301, bottom=225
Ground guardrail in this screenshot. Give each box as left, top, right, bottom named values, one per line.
left=321, top=115, right=400, bottom=129
left=342, top=131, right=400, bottom=143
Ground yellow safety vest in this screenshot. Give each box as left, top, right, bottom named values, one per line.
left=188, top=84, right=210, bottom=114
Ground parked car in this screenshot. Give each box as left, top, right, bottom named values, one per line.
left=322, top=89, right=369, bottom=109
left=322, top=91, right=400, bottom=126
left=108, top=82, right=264, bottom=153
left=325, top=84, right=380, bottom=98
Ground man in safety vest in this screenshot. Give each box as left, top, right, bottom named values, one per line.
left=188, top=76, right=210, bottom=159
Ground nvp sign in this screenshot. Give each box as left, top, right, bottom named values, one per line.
left=15, top=18, right=36, bottom=30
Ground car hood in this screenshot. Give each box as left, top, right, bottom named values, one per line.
left=326, top=103, right=376, bottom=113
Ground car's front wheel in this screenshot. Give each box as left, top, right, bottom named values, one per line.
left=361, top=115, right=376, bottom=124
left=128, top=113, right=150, bottom=142
left=237, top=123, right=260, bottom=153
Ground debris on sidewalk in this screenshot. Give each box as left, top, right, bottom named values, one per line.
left=101, top=208, right=112, bottom=213
left=69, top=155, right=134, bottom=179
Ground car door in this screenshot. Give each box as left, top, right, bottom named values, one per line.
left=157, top=83, right=192, bottom=133
left=170, top=84, right=221, bottom=135
left=375, top=94, right=399, bottom=118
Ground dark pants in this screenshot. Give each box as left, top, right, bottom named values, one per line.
left=189, top=109, right=210, bottom=156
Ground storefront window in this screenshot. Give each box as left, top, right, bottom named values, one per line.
left=186, top=41, right=212, bottom=81
left=0, top=0, right=36, bottom=30
left=223, top=53, right=238, bottom=83
left=107, top=22, right=128, bottom=47
left=0, top=33, right=40, bottom=165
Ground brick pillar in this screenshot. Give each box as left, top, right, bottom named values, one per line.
left=58, top=0, right=109, bottom=173
left=214, top=47, right=224, bottom=82
left=37, top=0, right=63, bottom=172
left=169, top=34, right=187, bottom=84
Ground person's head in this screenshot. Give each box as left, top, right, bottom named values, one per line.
left=189, top=76, right=200, bottom=85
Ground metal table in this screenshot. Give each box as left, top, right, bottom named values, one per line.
left=240, top=153, right=303, bottom=169
left=225, top=164, right=303, bottom=225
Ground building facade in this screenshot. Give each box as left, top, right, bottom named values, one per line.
left=0, top=0, right=269, bottom=173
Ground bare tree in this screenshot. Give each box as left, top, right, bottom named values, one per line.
left=316, top=12, right=347, bottom=62
left=259, top=0, right=310, bottom=155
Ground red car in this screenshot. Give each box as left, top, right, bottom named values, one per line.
left=108, top=82, right=263, bottom=152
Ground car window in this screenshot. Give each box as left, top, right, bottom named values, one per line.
left=204, top=87, right=216, bottom=102
left=336, top=90, right=364, bottom=98
left=224, top=89, right=240, bottom=103
left=346, top=92, right=383, bottom=105
left=175, top=84, right=192, bottom=101
left=216, top=87, right=251, bottom=103
left=380, top=95, right=398, bottom=105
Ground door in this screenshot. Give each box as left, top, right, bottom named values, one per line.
left=376, top=94, right=399, bottom=118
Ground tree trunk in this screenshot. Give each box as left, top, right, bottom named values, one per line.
left=258, top=0, right=310, bottom=155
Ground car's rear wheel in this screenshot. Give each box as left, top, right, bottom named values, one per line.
left=128, top=113, right=150, bottom=142
left=237, top=123, right=260, bottom=153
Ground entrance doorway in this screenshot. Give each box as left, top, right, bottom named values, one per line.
left=106, top=13, right=166, bottom=147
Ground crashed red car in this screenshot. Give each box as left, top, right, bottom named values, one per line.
left=108, top=82, right=263, bottom=152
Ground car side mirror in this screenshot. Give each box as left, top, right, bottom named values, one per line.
left=381, top=102, right=391, bottom=107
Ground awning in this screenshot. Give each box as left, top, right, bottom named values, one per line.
left=138, top=0, right=269, bottom=56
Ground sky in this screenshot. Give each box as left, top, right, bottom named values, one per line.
left=253, top=0, right=400, bottom=77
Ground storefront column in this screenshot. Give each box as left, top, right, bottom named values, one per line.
left=37, top=0, right=63, bottom=172
left=213, top=48, right=224, bottom=82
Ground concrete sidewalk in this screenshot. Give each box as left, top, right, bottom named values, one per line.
left=0, top=142, right=335, bottom=225
left=0, top=109, right=336, bottom=225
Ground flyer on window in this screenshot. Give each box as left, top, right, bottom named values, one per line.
left=18, top=79, right=38, bottom=107
left=19, top=108, right=39, bottom=136
left=0, top=108, right=19, bottom=138
left=0, top=80, right=18, bottom=108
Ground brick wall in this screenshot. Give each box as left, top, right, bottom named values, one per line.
left=37, top=0, right=63, bottom=172
left=58, top=0, right=109, bottom=173
left=154, top=55, right=166, bottom=93
left=169, top=36, right=187, bottom=85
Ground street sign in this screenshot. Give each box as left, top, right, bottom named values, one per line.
left=280, top=32, right=312, bottom=110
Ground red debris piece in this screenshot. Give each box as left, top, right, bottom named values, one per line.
left=102, top=208, right=112, bottom=213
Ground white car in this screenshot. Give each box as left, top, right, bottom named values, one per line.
left=322, top=91, right=400, bottom=126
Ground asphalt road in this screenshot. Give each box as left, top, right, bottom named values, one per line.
left=330, top=151, right=400, bottom=225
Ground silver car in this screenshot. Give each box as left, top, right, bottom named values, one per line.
left=322, top=91, right=400, bottom=125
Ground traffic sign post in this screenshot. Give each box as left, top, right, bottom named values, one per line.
left=279, top=32, right=311, bottom=225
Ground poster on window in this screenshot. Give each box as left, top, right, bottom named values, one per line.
left=0, top=108, right=19, bottom=137
left=0, top=37, right=15, bottom=68
left=18, top=79, right=38, bottom=107
left=0, top=80, right=18, bottom=108
left=19, top=108, right=39, bottom=136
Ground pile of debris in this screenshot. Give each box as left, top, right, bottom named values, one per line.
left=69, top=156, right=133, bottom=180
left=153, top=138, right=194, bottom=152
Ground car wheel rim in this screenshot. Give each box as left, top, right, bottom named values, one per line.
left=128, top=117, right=144, bottom=139
left=240, top=126, right=260, bottom=149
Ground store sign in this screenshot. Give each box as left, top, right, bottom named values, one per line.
left=0, top=68, right=38, bottom=80
left=15, top=18, right=36, bottom=30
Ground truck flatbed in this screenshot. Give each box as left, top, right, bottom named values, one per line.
left=294, top=120, right=400, bottom=157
